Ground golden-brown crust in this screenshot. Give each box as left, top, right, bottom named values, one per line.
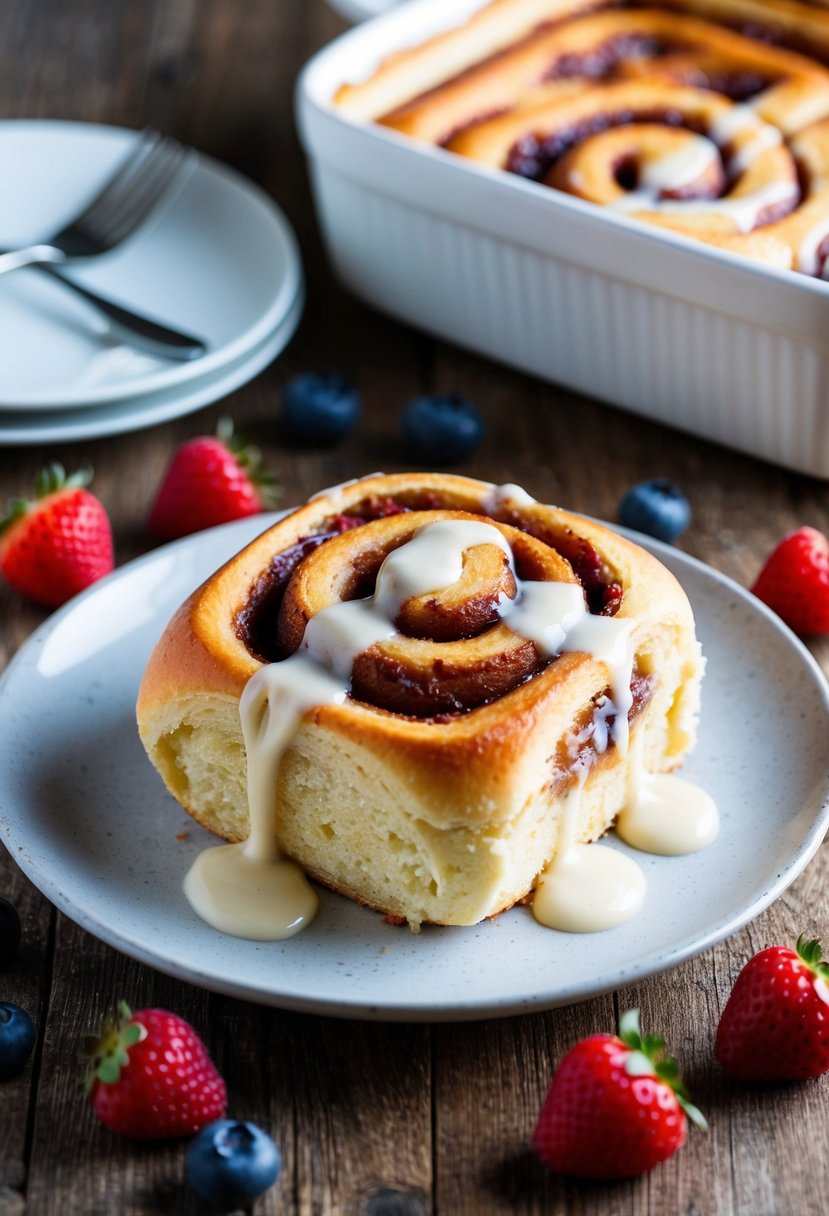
left=138, top=472, right=694, bottom=807
left=331, top=0, right=829, bottom=275
left=379, top=9, right=829, bottom=146
left=333, top=0, right=599, bottom=122
left=137, top=472, right=704, bottom=926
left=335, top=0, right=829, bottom=126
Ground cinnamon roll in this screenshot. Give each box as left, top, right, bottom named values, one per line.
left=334, top=0, right=829, bottom=274
left=137, top=474, right=704, bottom=930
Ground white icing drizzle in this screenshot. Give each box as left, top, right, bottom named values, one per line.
left=300, top=600, right=397, bottom=679
left=618, top=772, right=719, bottom=854
left=608, top=107, right=791, bottom=234
left=483, top=482, right=538, bottom=513
left=561, top=615, right=635, bottom=756
left=638, top=134, right=719, bottom=193
left=589, top=695, right=618, bottom=755
left=612, top=179, right=795, bottom=234
left=531, top=614, right=638, bottom=935
left=729, top=128, right=783, bottom=177
left=533, top=774, right=646, bottom=933
left=503, top=582, right=584, bottom=655
left=182, top=844, right=318, bottom=941
left=372, top=519, right=513, bottom=617
left=182, top=497, right=717, bottom=940
left=707, top=106, right=783, bottom=177
left=183, top=660, right=339, bottom=939
left=616, top=727, right=719, bottom=855
left=797, top=216, right=829, bottom=275
left=534, top=720, right=719, bottom=932
left=708, top=104, right=766, bottom=147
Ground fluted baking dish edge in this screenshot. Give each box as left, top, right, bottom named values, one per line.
left=297, top=0, right=829, bottom=477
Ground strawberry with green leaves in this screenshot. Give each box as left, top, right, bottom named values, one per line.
left=84, top=1002, right=226, bottom=1139
left=533, top=1009, right=706, bottom=1179
left=716, top=935, right=829, bottom=1081
left=148, top=418, right=277, bottom=540
left=0, top=464, right=113, bottom=609
left=751, top=526, right=829, bottom=635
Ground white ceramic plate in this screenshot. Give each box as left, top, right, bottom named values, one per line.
left=0, top=286, right=303, bottom=445
left=0, top=121, right=302, bottom=409
left=1, top=515, right=828, bottom=1021
left=327, top=0, right=403, bottom=21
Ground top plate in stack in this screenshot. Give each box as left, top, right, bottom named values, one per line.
left=0, top=121, right=303, bottom=445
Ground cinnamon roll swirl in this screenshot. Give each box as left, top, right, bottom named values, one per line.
left=137, top=474, right=704, bottom=929
left=334, top=0, right=829, bottom=274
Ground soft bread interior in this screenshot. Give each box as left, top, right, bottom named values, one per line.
left=140, top=620, right=702, bottom=928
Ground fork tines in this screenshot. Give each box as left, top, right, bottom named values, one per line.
left=56, top=131, right=191, bottom=257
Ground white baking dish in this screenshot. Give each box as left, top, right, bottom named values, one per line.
left=297, top=0, right=829, bottom=476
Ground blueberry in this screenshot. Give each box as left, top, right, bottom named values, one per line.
left=0, top=899, right=21, bottom=966
left=402, top=393, right=484, bottom=464
left=186, top=1119, right=281, bottom=1207
left=618, top=478, right=691, bottom=543
left=281, top=373, right=360, bottom=444
left=0, top=1003, right=36, bottom=1080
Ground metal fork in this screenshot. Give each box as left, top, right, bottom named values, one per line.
left=0, top=131, right=206, bottom=360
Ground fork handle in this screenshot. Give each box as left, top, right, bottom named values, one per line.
left=35, top=264, right=208, bottom=361
left=0, top=244, right=207, bottom=360
left=0, top=245, right=207, bottom=360
left=0, top=244, right=67, bottom=274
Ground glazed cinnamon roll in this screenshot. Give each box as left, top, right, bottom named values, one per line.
left=137, top=474, right=704, bottom=928
left=334, top=0, right=829, bottom=274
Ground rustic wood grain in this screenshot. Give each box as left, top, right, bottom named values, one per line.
left=1, top=0, right=828, bottom=1213
left=0, top=865, right=53, bottom=1216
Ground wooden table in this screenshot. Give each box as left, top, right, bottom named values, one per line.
left=1, top=3, right=828, bottom=1213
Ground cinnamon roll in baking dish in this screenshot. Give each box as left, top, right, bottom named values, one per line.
left=333, top=0, right=829, bottom=274
left=137, top=474, right=704, bottom=930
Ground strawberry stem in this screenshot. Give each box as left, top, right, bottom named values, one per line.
left=35, top=463, right=92, bottom=498
left=2, top=464, right=93, bottom=536
left=796, top=934, right=829, bottom=981
left=82, top=1001, right=147, bottom=1092
left=214, top=417, right=280, bottom=507
left=619, top=1008, right=708, bottom=1132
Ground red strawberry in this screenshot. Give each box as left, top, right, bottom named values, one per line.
left=716, top=934, right=829, bottom=1081
left=84, top=1001, right=226, bottom=1139
left=149, top=418, right=277, bottom=540
left=533, top=1009, right=706, bottom=1179
left=0, top=464, right=113, bottom=609
left=751, top=526, right=829, bottom=635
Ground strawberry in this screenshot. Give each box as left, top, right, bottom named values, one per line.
left=716, top=934, right=829, bottom=1081
left=533, top=1009, right=706, bottom=1179
left=751, top=526, right=829, bottom=635
left=84, top=1001, right=226, bottom=1139
left=0, top=464, right=113, bottom=609
left=148, top=418, right=277, bottom=540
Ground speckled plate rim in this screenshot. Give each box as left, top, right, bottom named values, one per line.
left=1, top=512, right=828, bottom=1022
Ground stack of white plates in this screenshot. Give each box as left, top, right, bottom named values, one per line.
left=0, top=122, right=303, bottom=446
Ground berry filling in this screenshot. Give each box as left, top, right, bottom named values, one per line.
left=545, top=32, right=678, bottom=83
left=235, top=496, right=629, bottom=720
left=506, top=109, right=706, bottom=181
